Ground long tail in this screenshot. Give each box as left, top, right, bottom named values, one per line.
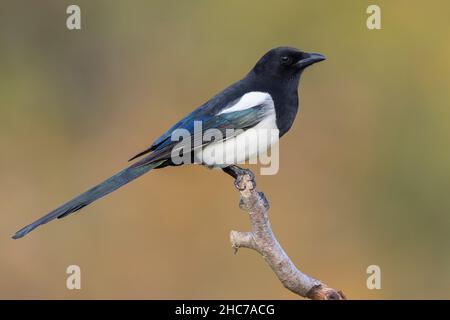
left=12, top=160, right=164, bottom=239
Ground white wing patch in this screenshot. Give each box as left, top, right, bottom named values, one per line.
left=218, top=91, right=273, bottom=115
left=197, top=92, right=278, bottom=167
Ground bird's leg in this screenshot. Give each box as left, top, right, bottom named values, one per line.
left=222, top=165, right=255, bottom=191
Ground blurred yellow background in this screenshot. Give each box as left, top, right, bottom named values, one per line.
left=1, top=0, right=449, bottom=299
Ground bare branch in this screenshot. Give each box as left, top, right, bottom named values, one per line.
left=230, top=170, right=346, bottom=300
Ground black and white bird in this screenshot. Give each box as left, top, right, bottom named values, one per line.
left=12, top=46, right=325, bottom=239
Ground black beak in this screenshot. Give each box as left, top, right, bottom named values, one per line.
left=296, top=52, right=326, bottom=68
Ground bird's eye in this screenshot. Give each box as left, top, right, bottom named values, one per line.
left=280, top=56, right=293, bottom=65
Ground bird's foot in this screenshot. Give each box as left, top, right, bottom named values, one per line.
left=234, top=169, right=255, bottom=191
left=223, top=165, right=256, bottom=191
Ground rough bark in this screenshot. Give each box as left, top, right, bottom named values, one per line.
left=230, top=171, right=346, bottom=300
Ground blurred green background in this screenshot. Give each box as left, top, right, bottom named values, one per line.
left=0, top=0, right=449, bottom=299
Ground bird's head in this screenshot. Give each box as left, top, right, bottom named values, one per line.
left=251, top=47, right=325, bottom=80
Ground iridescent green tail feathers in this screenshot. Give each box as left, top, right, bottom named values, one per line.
left=12, top=160, right=164, bottom=239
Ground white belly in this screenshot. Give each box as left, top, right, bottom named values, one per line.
left=194, top=113, right=279, bottom=168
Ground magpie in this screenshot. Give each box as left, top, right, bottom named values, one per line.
left=12, top=47, right=325, bottom=239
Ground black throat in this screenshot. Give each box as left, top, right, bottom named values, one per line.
left=245, top=71, right=302, bottom=137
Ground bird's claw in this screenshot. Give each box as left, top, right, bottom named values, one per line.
left=234, top=169, right=256, bottom=191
